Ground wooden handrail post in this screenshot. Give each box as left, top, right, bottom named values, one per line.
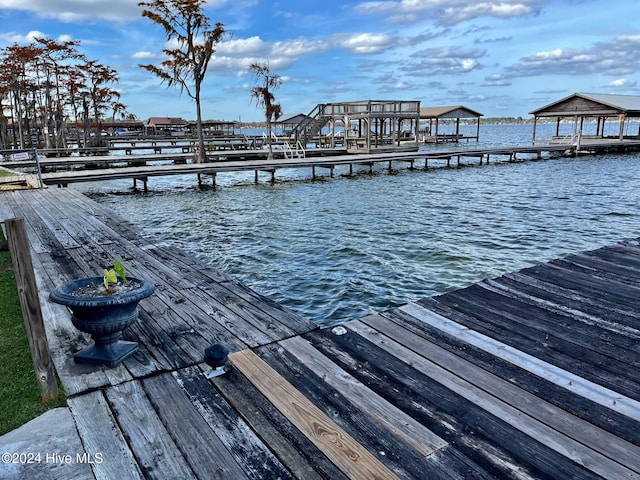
left=5, top=218, right=59, bottom=402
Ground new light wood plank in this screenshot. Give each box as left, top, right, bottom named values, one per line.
left=175, top=367, right=296, bottom=480
left=210, top=364, right=345, bottom=480
left=229, top=349, right=401, bottom=480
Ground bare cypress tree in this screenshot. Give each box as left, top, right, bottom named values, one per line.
left=138, top=0, right=224, bottom=163
left=250, top=62, right=282, bottom=160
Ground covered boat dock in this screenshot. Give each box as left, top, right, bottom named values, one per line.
left=530, top=93, right=640, bottom=146
left=419, top=105, right=483, bottom=143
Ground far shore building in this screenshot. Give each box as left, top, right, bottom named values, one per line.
left=529, top=93, right=640, bottom=145
left=188, top=120, right=238, bottom=137
left=145, top=117, right=189, bottom=136
left=419, top=105, right=483, bottom=143
left=104, top=120, right=145, bottom=136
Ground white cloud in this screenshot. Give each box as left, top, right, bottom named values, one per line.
left=0, top=0, right=143, bottom=22
left=442, top=2, right=533, bottom=24
left=355, top=0, right=541, bottom=25
left=483, top=73, right=512, bottom=86
left=0, top=30, right=46, bottom=44
left=504, top=34, right=640, bottom=78
left=609, top=78, right=637, bottom=88
left=272, top=37, right=330, bottom=57
left=218, top=36, right=267, bottom=56
left=131, top=51, right=162, bottom=60
left=405, top=46, right=486, bottom=75
left=335, top=32, right=397, bottom=54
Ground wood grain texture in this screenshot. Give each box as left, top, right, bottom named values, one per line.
left=356, top=313, right=640, bottom=476
left=229, top=349, right=402, bottom=480
left=106, top=380, right=196, bottom=479
left=68, top=390, right=144, bottom=480
left=280, top=335, right=448, bottom=457
left=400, top=302, right=640, bottom=421
left=142, top=373, right=250, bottom=479
left=1, top=188, right=317, bottom=394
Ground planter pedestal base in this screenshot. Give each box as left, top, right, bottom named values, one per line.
left=74, top=340, right=139, bottom=368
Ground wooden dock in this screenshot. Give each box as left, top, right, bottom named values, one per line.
left=2, top=138, right=640, bottom=190
left=1, top=188, right=640, bottom=479
left=4, top=141, right=639, bottom=190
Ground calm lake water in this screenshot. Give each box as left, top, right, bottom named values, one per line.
left=76, top=124, right=640, bottom=327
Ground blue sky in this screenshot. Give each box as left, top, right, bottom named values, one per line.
left=1, top=0, right=638, bottom=121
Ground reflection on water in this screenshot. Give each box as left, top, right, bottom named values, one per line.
left=77, top=125, right=640, bottom=326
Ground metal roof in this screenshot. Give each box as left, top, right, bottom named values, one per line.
left=420, top=105, right=483, bottom=119
left=278, top=113, right=310, bottom=125
left=530, top=93, right=640, bottom=116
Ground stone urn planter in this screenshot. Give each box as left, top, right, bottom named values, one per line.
left=49, top=275, right=155, bottom=367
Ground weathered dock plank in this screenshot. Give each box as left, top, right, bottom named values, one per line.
left=67, top=390, right=144, bottom=480
left=211, top=363, right=348, bottom=480
left=173, top=367, right=296, bottom=480
left=354, top=313, right=640, bottom=475
left=301, top=324, right=631, bottom=479
left=105, top=380, right=196, bottom=479
left=280, top=335, right=448, bottom=458
left=142, top=373, right=253, bottom=479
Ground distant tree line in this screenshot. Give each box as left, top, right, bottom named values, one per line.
left=0, top=37, right=127, bottom=150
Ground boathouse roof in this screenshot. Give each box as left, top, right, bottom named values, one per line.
left=530, top=93, right=640, bottom=117
left=146, top=116, right=188, bottom=127
left=279, top=113, right=311, bottom=125
left=420, top=105, right=483, bottom=119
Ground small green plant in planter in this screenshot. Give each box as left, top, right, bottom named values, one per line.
left=103, top=259, right=127, bottom=292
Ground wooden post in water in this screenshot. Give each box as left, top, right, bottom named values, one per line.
left=5, top=218, right=59, bottom=402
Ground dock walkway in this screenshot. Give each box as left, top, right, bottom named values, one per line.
left=1, top=188, right=640, bottom=479
left=1, top=139, right=639, bottom=190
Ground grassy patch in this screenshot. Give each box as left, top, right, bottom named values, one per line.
left=0, top=169, right=15, bottom=177
left=0, top=229, right=65, bottom=435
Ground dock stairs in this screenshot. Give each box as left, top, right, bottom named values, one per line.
left=292, top=104, right=331, bottom=146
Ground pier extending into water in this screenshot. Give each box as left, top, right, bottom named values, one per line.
left=1, top=187, right=640, bottom=479
left=3, top=138, right=640, bottom=190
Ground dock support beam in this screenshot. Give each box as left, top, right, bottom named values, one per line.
left=133, top=176, right=148, bottom=192
left=197, top=172, right=216, bottom=188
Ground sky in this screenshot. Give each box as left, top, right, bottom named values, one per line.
left=0, top=0, right=639, bottom=122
